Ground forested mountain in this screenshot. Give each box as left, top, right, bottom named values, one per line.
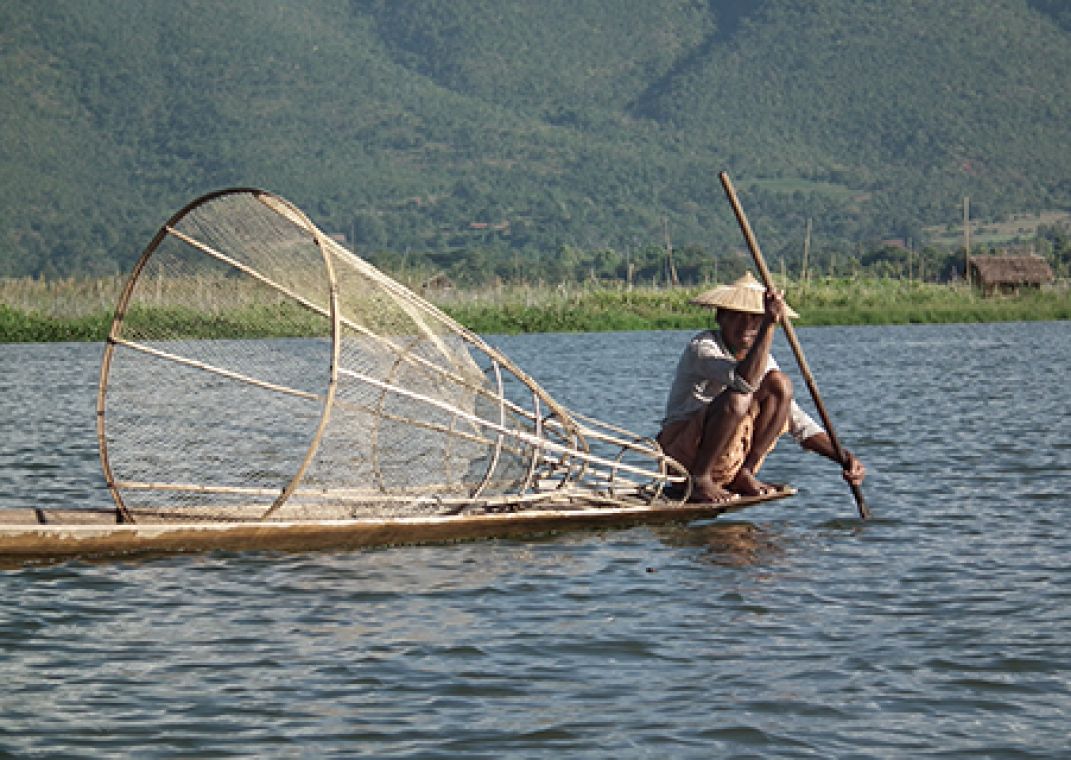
left=1, top=0, right=1069, bottom=282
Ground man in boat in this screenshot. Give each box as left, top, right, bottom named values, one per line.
left=657, top=272, right=866, bottom=503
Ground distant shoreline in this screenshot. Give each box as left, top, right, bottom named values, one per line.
left=2, top=277, right=1069, bottom=343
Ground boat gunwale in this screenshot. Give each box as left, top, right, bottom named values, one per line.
left=0, top=489, right=794, bottom=563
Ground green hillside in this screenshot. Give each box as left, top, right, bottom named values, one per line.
left=1, top=0, right=1069, bottom=282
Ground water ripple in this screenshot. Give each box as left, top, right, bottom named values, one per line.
left=2, top=326, right=1071, bottom=757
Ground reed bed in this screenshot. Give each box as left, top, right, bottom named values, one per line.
left=0, top=276, right=126, bottom=318
left=2, top=275, right=1069, bottom=343
left=434, top=277, right=1071, bottom=333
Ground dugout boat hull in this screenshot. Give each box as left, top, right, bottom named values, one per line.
left=0, top=489, right=793, bottom=565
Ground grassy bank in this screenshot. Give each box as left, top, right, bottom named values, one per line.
left=436, top=278, right=1071, bottom=332
left=2, top=275, right=1069, bottom=343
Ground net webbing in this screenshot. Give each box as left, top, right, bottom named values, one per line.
left=97, top=189, right=687, bottom=523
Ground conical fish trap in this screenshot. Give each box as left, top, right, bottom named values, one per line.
left=97, top=188, right=687, bottom=523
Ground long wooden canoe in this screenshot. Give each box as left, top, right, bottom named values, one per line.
left=0, top=488, right=794, bottom=565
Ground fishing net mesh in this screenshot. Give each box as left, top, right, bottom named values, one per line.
left=98, top=189, right=685, bottom=523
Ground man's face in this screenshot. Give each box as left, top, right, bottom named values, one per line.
left=717, top=309, right=764, bottom=357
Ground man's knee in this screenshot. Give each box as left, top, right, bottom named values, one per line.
left=710, top=388, right=752, bottom=421
left=760, top=369, right=793, bottom=401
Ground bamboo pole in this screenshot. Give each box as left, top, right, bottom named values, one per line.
left=718, top=172, right=870, bottom=519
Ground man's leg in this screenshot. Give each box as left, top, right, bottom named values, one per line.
left=728, top=370, right=792, bottom=496
left=688, top=388, right=753, bottom=502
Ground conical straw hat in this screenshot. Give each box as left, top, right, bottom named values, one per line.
left=690, top=272, right=799, bottom=318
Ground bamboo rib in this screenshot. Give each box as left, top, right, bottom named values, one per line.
left=98, top=212, right=182, bottom=524
left=106, top=357, right=676, bottom=500
left=111, top=337, right=321, bottom=401
left=176, top=225, right=581, bottom=482
left=326, top=237, right=589, bottom=454
left=350, top=384, right=683, bottom=498
left=177, top=225, right=575, bottom=477
left=338, top=367, right=676, bottom=484
left=171, top=223, right=512, bottom=424
left=113, top=478, right=540, bottom=500
left=470, top=360, right=508, bottom=499
left=106, top=368, right=676, bottom=505
left=520, top=392, right=545, bottom=493
left=100, top=191, right=343, bottom=523
left=262, top=227, right=340, bottom=520
left=110, top=479, right=658, bottom=510
left=115, top=480, right=283, bottom=496
left=166, top=225, right=331, bottom=320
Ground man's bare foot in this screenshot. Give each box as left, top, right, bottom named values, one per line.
left=728, top=468, right=781, bottom=497
left=689, top=476, right=737, bottom=504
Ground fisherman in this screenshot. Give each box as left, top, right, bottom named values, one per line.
left=657, top=272, right=866, bottom=503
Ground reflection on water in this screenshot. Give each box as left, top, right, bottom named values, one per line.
left=2, top=322, right=1070, bottom=758
left=653, top=521, right=787, bottom=568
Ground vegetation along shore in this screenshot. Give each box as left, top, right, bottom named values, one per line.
left=2, top=274, right=1069, bottom=344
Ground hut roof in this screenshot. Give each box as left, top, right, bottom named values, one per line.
left=967, top=254, right=1054, bottom=286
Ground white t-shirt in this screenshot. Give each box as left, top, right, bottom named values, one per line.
left=661, top=329, right=823, bottom=443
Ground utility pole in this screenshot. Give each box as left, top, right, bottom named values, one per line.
left=963, top=196, right=971, bottom=286
left=662, top=217, right=680, bottom=287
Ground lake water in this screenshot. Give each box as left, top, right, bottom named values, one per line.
left=1, top=322, right=1069, bottom=758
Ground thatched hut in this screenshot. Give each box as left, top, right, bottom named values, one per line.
left=967, top=254, right=1054, bottom=295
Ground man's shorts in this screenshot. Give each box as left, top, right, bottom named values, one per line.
left=656, top=401, right=783, bottom=486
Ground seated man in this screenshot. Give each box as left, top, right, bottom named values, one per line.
left=657, top=273, right=865, bottom=503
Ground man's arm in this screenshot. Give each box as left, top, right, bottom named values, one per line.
left=735, top=290, right=789, bottom=389
left=801, top=432, right=866, bottom=486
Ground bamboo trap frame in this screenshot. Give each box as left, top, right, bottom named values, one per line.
left=97, top=188, right=690, bottom=525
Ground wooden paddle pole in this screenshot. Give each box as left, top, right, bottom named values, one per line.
left=718, top=171, right=871, bottom=519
